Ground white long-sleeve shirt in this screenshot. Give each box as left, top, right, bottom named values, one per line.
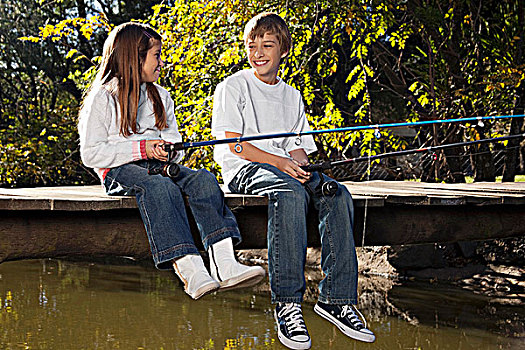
left=211, top=69, right=317, bottom=186
left=78, top=80, right=184, bottom=181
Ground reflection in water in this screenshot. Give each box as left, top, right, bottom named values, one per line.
left=0, top=259, right=522, bottom=349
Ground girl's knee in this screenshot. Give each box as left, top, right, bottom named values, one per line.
left=195, top=168, right=216, bottom=181
left=140, top=174, right=177, bottom=193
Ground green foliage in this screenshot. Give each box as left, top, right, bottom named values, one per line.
left=146, top=0, right=409, bottom=177
left=0, top=0, right=163, bottom=187
left=3, top=0, right=524, bottom=186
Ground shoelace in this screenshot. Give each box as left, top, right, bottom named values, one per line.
left=340, top=305, right=368, bottom=329
left=278, top=303, right=308, bottom=333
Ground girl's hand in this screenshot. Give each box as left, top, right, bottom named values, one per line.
left=277, top=157, right=311, bottom=183
left=145, top=140, right=168, bottom=162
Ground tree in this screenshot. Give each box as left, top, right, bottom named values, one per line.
left=0, top=0, right=164, bottom=186
left=6, top=0, right=524, bottom=186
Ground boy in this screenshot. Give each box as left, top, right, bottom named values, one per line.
left=211, top=12, right=375, bottom=349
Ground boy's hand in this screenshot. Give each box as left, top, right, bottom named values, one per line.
left=278, top=158, right=311, bottom=183
left=145, top=140, right=169, bottom=162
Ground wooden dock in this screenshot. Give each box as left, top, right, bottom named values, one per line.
left=1, top=181, right=525, bottom=263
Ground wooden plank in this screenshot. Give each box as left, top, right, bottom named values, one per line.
left=0, top=185, right=386, bottom=210
left=1, top=181, right=525, bottom=264
left=341, top=181, right=525, bottom=205
left=2, top=200, right=525, bottom=264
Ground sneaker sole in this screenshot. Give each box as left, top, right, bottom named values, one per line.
left=274, top=309, right=312, bottom=350
left=218, top=268, right=265, bottom=291
left=314, top=304, right=376, bottom=343
left=191, top=281, right=220, bottom=300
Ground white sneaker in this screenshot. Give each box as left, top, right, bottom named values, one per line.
left=173, top=254, right=220, bottom=299
left=208, top=237, right=266, bottom=291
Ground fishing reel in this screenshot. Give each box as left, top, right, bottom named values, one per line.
left=147, top=144, right=181, bottom=179
left=300, top=164, right=338, bottom=197
left=314, top=176, right=338, bottom=197
left=148, top=162, right=181, bottom=179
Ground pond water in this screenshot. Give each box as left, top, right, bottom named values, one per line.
left=0, top=259, right=522, bottom=349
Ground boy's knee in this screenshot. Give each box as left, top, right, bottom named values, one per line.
left=271, top=181, right=308, bottom=203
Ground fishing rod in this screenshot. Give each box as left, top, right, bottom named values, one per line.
left=165, top=114, right=525, bottom=152
left=301, top=133, right=525, bottom=172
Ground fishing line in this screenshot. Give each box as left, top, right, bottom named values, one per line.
left=300, top=133, right=525, bottom=172
left=362, top=141, right=372, bottom=248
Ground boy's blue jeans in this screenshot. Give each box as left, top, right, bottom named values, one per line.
left=228, top=162, right=358, bottom=305
left=104, top=160, right=241, bottom=270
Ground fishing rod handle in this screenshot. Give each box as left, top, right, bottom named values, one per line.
left=300, top=162, right=332, bottom=172
left=163, top=143, right=185, bottom=152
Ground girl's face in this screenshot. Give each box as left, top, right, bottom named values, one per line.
left=141, top=40, right=164, bottom=83
left=246, top=32, right=286, bottom=85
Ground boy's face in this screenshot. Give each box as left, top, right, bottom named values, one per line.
left=246, top=32, right=287, bottom=85
left=141, top=40, right=164, bottom=83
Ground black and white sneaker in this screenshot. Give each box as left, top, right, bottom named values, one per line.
left=314, top=302, right=375, bottom=343
left=274, top=303, right=311, bottom=349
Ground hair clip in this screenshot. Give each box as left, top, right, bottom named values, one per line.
left=142, top=30, right=153, bottom=39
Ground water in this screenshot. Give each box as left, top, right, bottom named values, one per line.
left=0, top=259, right=522, bottom=349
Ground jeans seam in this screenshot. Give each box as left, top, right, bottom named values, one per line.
left=202, top=226, right=240, bottom=247
left=135, top=183, right=159, bottom=255
left=323, top=198, right=336, bottom=302
left=271, top=191, right=280, bottom=300
left=155, top=243, right=196, bottom=258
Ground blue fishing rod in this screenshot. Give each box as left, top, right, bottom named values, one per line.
left=165, top=114, right=525, bottom=152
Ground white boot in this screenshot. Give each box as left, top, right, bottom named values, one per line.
left=173, top=254, right=220, bottom=299
left=208, top=237, right=266, bottom=291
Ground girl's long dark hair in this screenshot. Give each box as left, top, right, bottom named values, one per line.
left=83, top=22, right=167, bottom=136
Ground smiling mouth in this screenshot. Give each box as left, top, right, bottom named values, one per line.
left=254, top=60, right=269, bottom=66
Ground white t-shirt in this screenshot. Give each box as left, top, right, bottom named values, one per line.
left=211, top=69, right=317, bottom=186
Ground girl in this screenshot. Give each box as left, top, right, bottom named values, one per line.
left=79, top=22, right=264, bottom=300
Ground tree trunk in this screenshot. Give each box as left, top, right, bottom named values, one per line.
left=502, top=0, right=525, bottom=181
left=470, top=125, right=496, bottom=182
left=502, top=115, right=524, bottom=181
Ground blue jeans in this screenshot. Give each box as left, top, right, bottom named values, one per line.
left=104, top=160, right=241, bottom=270
left=228, top=163, right=357, bottom=305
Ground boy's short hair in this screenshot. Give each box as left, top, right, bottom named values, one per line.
left=243, top=12, right=292, bottom=56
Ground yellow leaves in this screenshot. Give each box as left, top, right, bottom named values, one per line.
left=19, top=36, right=40, bottom=43
left=40, top=24, right=55, bottom=38
left=218, top=46, right=242, bottom=66
left=65, top=49, right=78, bottom=59
left=484, top=65, right=525, bottom=92
left=80, top=23, right=93, bottom=40
left=22, top=13, right=110, bottom=45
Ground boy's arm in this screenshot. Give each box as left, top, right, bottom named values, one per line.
left=225, top=131, right=311, bottom=183
left=289, top=149, right=310, bottom=166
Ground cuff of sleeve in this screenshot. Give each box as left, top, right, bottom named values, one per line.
left=139, top=140, right=148, bottom=159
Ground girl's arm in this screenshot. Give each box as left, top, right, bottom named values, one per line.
left=225, top=131, right=311, bottom=183
left=79, top=90, right=157, bottom=168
